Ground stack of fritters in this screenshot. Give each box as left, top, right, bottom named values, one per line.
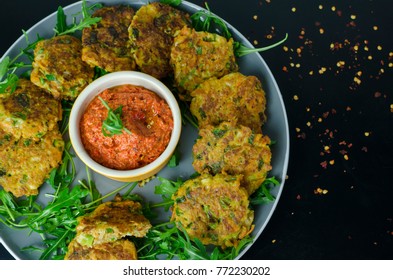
left=129, top=2, right=191, bottom=79
left=65, top=199, right=151, bottom=260
left=170, top=26, right=239, bottom=100
left=82, top=6, right=136, bottom=72
left=0, top=79, right=64, bottom=197
left=192, top=122, right=272, bottom=195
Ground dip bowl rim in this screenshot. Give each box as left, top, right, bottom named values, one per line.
left=69, top=71, right=182, bottom=182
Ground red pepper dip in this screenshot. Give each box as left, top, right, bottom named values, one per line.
left=80, top=84, right=173, bottom=170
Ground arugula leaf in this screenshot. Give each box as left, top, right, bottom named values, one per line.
left=135, top=222, right=253, bottom=260
left=190, top=3, right=231, bottom=39
left=234, top=33, right=289, bottom=57
left=154, top=177, right=183, bottom=210
left=54, top=0, right=102, bottom=36
left=55, top=6, right=67, bottom=34
left=99, top=97, right=132, bottom=137
left=190, top=3, right=287, bottom=57
left=167, top=148, right=180, bottom=167
left=250, top=176, right=280, bottom=205
left=160, top=0, right=182, bottom=6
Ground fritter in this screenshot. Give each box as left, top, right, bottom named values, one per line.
left=129, top=2, right=191, bottom=79
left=30, top=35, right=94, bottom=100
left=82, top=5, right=136, bottom=72
left=190, top=72, right=266, bottom=133
left=192, top=122, right=272, bottom=195
left=171, top=173, right=254, bottom=248
left=0, top=128, right=64, bottom=197
left=74, top=200, right=151, bottom=247
left=65, top=239, right=137, bottom=260
left=170, top=26, right=239, bottom=100
left=0, top=79, right=62, bottom=140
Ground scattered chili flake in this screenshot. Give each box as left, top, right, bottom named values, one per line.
left=329, top=159, right=335, bottom=165
left=373, top=25, right=378, bottom=31
left=296, top=194, right=301, bottom=200
left=344, top=154, right=349, bottom=160
left=319, top=28, right=325, bottom=34
left=361, top=146, right=368, bottom=152
left=314, top=187, right=329, bottom=195
left=320, top=161, right=328, bottom=169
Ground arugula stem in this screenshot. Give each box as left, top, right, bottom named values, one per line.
left=150, top=200, right=174, bottom=209
left=39, top=229, right=71, bottom=260
left=85, top=181, right=138, bottom=207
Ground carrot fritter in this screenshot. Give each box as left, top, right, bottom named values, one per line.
left=31, top=35, right=94, bottom=100
left=192, top=122, right=272, bottom=195
left=190, top=72, right=266, bottom=133
left=65, top=239, right=138, bottom=260
left=82, top=5, right=136, bottom=72
left=0, top=79, right=62, bottom=141
left=171, top=173, right=254, bottom=248
left=170, top=26, right=238, bottom=100
left=74, top=200, right=151, bottom=246
left=129, top=2, right=191, bottom=79
left=0, top=128, right=64, bottom=197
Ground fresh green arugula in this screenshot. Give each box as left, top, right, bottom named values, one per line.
left=250, top=176, right=280, bottom=205
left=190, top=3, right=288, bottom=57
left=54, top=0, right=102, bottom=36
left=99, top=97, right=132, bottom=137
left=159, top=0, right=182, bottom=7
left=0, top=0, right=101, bottom=95
left=135, top=222, right=253, bottom=260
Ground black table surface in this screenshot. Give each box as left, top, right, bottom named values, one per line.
left=0, top=0, right=392, bottom=260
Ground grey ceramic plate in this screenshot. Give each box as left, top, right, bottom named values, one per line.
left=0, top=0, right=289, bottom=260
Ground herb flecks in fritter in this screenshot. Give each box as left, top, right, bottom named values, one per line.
left=65, top=238, right=138, bottom=260
left=192, top=122, right=272, bottom=195
left=74, top=199, right=151, bottom=246
left=0, top=128, right=64, bottom=197
left=31, top=35, right=94, bottom=100
left=129, top=2, right=191, bottom=79
left=190, top=72, right=267, bottom=133
left=171, top=173, right=254, bottom=248
left=82, top=6, right=136, bottom=73
left=64, top=199, right=151, bottom=260
left=0, top=79, right=62, bottom=141
left=170, top=26, right=238, bottom=100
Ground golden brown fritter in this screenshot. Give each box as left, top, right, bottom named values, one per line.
left=170, top=26, right=238, bottom=100
left=31, top=35, right=94, bottom=100
left=74, top=200, right=151, bottom=246
left=192, top=122, right=272, bottom=195
left=171, top=173, right=254, bottom=248
left=0, top=79, right=62, bottom=140
left=65, top=239, right=138, bottom=260
left=82, top=5, right=136, bottom=72
left=0, top=128, right=64, bottom=197
left=129, top=2, right=191, bottom=79
left=190, top=72, right=266, bottom=133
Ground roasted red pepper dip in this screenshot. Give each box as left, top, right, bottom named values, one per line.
left=80, top=84, right=173, bottom=170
